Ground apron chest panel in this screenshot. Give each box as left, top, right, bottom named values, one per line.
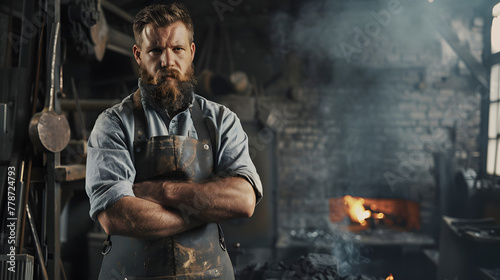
left=98, top=91, right=232, bottom=280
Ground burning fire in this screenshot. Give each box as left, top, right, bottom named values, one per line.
left=386, top=273, right=394, bottom=280
left=374, top=213, right=385, bottom=219
left=343, top=196, right=386, bottom=226
left=344, top=196, right=371, bottom=226
left=330, top=196, right=420, bottom=230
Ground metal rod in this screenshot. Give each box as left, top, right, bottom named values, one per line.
left=427, top=14, right=489, bottom=89
left=17, top=161, right=28, bottom=253
left=46, top=151, right=61, bottom=280
left=71, top=78, right=88, bottom=140
left=60, top=99, right=120, bottom=111
left=27, top=203, right=49, bottom=280
left=18, top=157, right=32, bottom=253
left=47, top=22, right=60, bottom=112
left=107, top=27, right=135, bottom=57
left=101, top=0, right=133, bottom=22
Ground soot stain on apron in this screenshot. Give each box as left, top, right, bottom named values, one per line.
left=97, top=91, right=233, bottom=280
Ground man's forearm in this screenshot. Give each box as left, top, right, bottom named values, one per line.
left=134, top=177, right=256, bottom=223
left=166, top=177, right=256, bottom=222
left=97, top=196, right=204, bottom=238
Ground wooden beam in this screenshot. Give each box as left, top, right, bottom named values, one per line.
left=427, top=14, right=489, bottom=89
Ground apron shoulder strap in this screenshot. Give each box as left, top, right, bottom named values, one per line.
left=191, top=101, right=226, bottom=251
left=132, top=89, right=147, bottom=142
left=190, top=100, right=210, bottom=143
left=190, top=98, right=219, bottom=173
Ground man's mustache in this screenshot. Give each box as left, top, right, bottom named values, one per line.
left=156, top=68, right=181, bottom=83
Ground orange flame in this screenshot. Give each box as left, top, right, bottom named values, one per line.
left=344, top=196, right=371, bottom=226
left=374, top=213, right=385, bottom=219
left=386, top=273, right=394, bottom=280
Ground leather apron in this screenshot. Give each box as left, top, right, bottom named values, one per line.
left=98, top=91, right=234, bottom=280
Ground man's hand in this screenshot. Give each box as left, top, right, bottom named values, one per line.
left=133, top=176, right=256, bottom=224
left=163, top=176, right=256, bottom=223
left=133, top=180, right=167, bottom=205
left=97, top=196, right=205, bottom=238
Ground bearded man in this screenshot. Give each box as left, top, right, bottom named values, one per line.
left=85, top=3, right=262, bottom=280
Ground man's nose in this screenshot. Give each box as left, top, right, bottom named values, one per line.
left=160, top=50, right=175, bottom=68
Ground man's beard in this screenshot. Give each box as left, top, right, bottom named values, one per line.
left=139, top=64, right=197, bottom=117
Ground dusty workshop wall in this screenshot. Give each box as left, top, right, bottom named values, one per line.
left=185, top=0, right=486, bottom=240
left=256, top=0, right=484, bottom=237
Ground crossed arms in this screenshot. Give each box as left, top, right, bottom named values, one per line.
left=97, top=177, right=256, bottom=238
left=88, top=97, right=262, bottom=239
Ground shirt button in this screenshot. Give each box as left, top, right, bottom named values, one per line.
left=204, top=144, right=209, bottom=150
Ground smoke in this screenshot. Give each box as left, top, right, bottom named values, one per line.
left=269, top=0, right=438, bottom=68
left=270, top=0, right=443, bottom=275
left=330, top=233, right=371, bottom=277
left=297, top=220, right=370, bottom=278
left=268, top=0, right=443, bottom=193
left=270, top=0, right=344, bottom=59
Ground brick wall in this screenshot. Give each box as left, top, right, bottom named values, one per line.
left=195, top=0, right=485, bottom=238
left=257, top=0, right=484, bottom=236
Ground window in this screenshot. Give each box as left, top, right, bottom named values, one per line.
left=486, top=3, right=500, bottom=175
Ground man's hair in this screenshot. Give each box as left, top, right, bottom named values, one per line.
left=133, top=3, right=194, bottom=47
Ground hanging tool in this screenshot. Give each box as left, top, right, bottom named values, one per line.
left=28, top=22, right=70, bottom=153
left=90, top=1, right=109, bottom=61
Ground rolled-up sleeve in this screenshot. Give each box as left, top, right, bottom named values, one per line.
left=216, top=107, right=263, bottom=204
left=86, top=112, right=136, bottom=220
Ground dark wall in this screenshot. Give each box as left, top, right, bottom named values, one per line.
left=66, top=0, right=487, bottom=239
left=200, top=0, right=485, bottom=238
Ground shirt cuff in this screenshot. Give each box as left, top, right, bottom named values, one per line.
left=89, top=180, right=135, bottom=221
left=234, top=172, right=263, bottom=205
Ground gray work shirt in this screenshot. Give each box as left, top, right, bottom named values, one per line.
left=85, top=84, right=263, bottom=220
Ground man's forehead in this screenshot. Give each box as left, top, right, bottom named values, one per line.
left=141, top=22, right=190, bottom=45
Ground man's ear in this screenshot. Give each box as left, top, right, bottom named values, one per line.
left=133, top=44, right=141, bottom=65
left=190, top=42, right=195, bottom=62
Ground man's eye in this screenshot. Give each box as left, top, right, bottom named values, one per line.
left=150, top=48, right=162, bottom=53
left=174, top=47, right=183, bottom=51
